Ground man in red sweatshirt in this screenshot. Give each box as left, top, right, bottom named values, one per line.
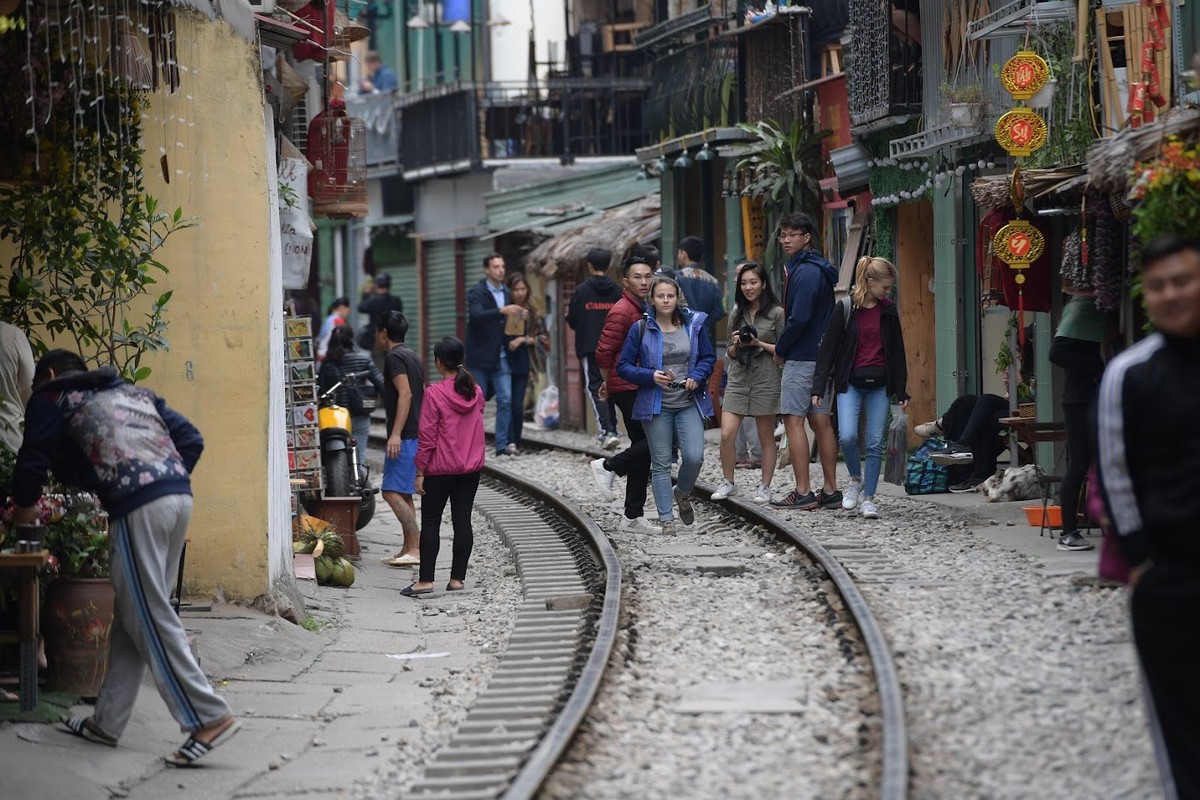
left=592, top=250, right=657, bottom=532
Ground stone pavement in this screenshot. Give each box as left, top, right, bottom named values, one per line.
left=0, top=504, right=494, bottom=800
left=0, top=428, right=1102, bottom=799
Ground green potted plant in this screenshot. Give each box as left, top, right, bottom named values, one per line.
left=1, top=478, right=113, bottom=697
left=940, top=81, right=986, bottom=128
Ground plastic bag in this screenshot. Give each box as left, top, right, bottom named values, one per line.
left=884, top=404, right=909, bottom=486
left=534, top=383, right=560, bottom=429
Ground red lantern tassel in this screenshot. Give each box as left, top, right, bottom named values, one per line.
left=1018, top=289, right=1025, bottom=348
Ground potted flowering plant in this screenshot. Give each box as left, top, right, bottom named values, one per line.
left=1128, top=135, right=1200, bottom=246
left=1, top=452, right=113, bottom=697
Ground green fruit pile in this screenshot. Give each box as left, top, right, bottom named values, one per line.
left=314, top=555, right=356, bottom=587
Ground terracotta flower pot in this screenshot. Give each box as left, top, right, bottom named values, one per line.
left=42, top=578, right=115, bottom=698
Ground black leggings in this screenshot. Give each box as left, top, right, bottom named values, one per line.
left=602, top=389, right=651, bottom=519
left=419, top=472, right=481, bottom=583
left=1060, top=402, right=1093, bottom=535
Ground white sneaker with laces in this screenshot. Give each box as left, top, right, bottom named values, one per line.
left=710, top=479, right=737, bottom=500
left=602, top=432, right=621, bottom=451
left=752, top=484, right=772, bottom=504
left=590, top=458, right=616, bottom=502
left=860, top=499, right=879, bottom=519
left=914, top=419, right=944, bottom=438
left=842, top=479, right=861, bottom=510
left=620, top=516, right=661, bottom=533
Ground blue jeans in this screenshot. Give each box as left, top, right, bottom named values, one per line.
left=837, top=385, right=889, bottom=498
left=475, top=353, right=512, bottom=453
left=643, top=405, right=705, bottom=521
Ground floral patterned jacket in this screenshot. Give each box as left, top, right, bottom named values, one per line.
left=13, top=366, right=202, bottom=518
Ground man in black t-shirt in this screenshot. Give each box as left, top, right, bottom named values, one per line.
left=357, top=273, right=405, bottom=351
left=374, top=311, right=425, bottom=567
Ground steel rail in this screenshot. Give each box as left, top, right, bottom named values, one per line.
left=516, top=434, right=910, bottom=800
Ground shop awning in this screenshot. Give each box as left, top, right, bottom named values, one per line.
left=478, top=164, right=656, bottom=241
left=524, top=194, right=662, bottom=278
left=969, top=166, right=1086, bottom=213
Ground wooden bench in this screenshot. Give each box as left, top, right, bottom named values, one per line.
left=0, top=551, right=50, bottom=712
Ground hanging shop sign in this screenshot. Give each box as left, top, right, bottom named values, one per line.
left=999, top=50, right=1050, bottom=101
left=994, top=107, right=1048, bottom=157
left=992, top=219, right=1046, bottom=277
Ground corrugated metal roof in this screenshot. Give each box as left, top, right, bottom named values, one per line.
left=480, top=165, right=658, bottom=239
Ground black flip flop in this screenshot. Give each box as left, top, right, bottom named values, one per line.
left=400, top=584, right=434, bottom=598
left=445, top=582, right=465, bottom=592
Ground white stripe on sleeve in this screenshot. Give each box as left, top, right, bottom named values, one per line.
left=1096, top=334, right=1164, bottom=538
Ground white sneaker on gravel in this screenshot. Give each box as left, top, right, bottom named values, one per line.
left=860, top=499, right=879, bottom=519
left=591, top=458, right=616, bottom=502
left=842, top=479, right=861, bottom=510
left=602, top=432, right=621, bottom=450
left=710, top=479, right=737, bottom=500
left=660, top=520, right=677, bottom=535
left=620, top=516, right=661, bottom=533
left=752, top=484, right=772, bottom=504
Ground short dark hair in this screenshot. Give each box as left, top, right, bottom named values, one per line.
left=678, top=236, right=704, bottom=263
left=631, top=243, right=660, bottom=268
left=1142, top=233, right=1200, bottom=270
left=376, top=309, right=408, bottom=343
left=779, top=211, right=816, bottom=236
left=328, top=296, right=350, bottom=314
left=33, top=349, right=87, bottom=387
left=483, top=252, right=502, bottom=269
left=586, top=248, right=611, bottom=272
left=623, top=253, right=653, bottom=276
left=373, top=273, right=390, bottom=289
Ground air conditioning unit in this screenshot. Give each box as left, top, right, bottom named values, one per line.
left=249, top=0, right=275, bottom=12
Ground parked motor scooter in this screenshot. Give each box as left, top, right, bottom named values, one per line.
left=313, top=374, right=376, bottom=529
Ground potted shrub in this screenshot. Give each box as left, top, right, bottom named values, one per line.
left=940, top=82, right=986, bottom=128
left=2, top=484, right=113, bottom=698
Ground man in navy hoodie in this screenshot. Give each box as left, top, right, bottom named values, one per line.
left=771, top=211, right=842, bottom=510
left=12, top=350, right=238, bottom=765
left=566, top=248, right=623, bottom=449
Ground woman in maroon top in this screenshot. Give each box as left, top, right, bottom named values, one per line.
left=812, top=257, right=909, bottom=519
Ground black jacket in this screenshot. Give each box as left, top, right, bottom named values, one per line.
left=1096, top=333, right=1200, bottom=568
left=812, top=297, right=909, bottom=402
left=566, top=274, right=622, bottom=356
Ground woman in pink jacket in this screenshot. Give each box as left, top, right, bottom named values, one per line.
left=401, top=337, right=486, bottom=597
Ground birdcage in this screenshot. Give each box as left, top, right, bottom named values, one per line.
left=307, top=102, right=368, bottom=219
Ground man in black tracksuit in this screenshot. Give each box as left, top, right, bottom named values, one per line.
left=566, top=248, right=622, bottom=449
left=1096, top=234, right=1200, bottom=799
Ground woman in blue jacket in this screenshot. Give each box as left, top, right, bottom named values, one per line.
left=617, top=275, right=716, bottom=533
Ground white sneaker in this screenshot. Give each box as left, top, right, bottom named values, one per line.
left=914, top=419, right=944, bottom=438
left=710, top=479, right=737, bottom=500
left=860, top=499, right=879, bottom=519
left=660, top=520, right=677, bottom=536
left=752, top=484, right=772, bottom=504
left=842, top=479, right=861, bottom=510
left=602, top=432, right=621, bottom=451
left=591, top=458, right=616, bottom=502
left=620, top=516, right=661, bottom=533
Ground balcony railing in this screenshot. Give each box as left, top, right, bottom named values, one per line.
left=644, top=39, right=740, bottom=141
left=481, top=78, right=650, bottom=159
left=846, top=0, right=922, bottom=128
left=396, top=78, right=650, bottom=172
left=399, top=86, right=479, bottom=174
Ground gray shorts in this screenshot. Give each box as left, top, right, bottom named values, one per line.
left=780, top=360, right=832, bottom=417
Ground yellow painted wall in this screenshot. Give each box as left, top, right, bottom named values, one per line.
left=0, top=15, right=275, bottom=599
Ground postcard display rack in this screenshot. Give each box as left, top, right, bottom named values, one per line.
left=284, top=316, right=322, bottom=513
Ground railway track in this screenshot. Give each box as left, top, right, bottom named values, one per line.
left=371, top=423, right=907, bottom=798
